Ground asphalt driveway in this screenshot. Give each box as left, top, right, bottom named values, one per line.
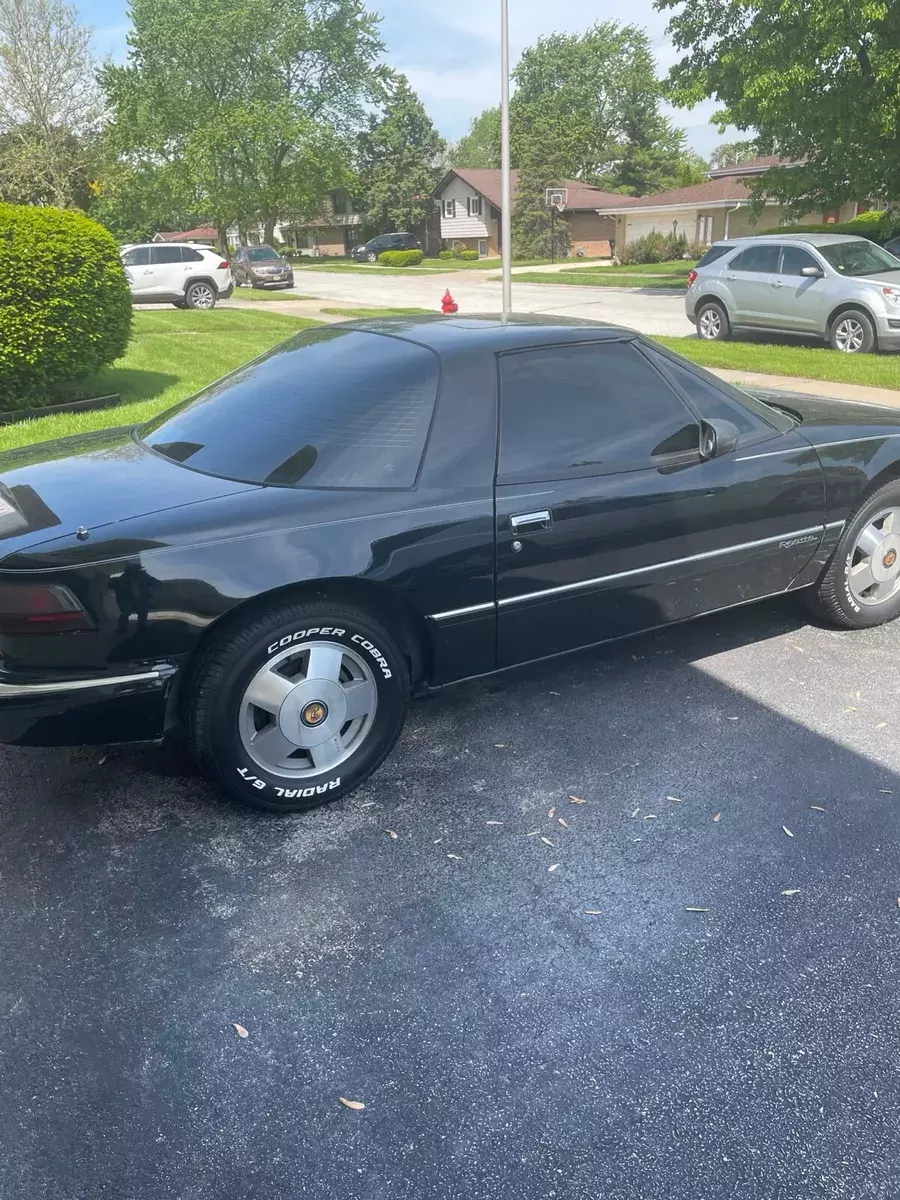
left=2, top=598, right=899, bottom=1199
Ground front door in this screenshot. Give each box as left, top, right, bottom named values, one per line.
left=494, top=338, right=826, bottom=667
left=766, top=244, right=828, bottom=332
left=148, top=245, right=187, bottom=298
left=723, top=242, right=780, bottom=326
left=121, top=246, right=153, bottom=297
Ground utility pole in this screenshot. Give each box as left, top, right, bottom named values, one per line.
left=500, top=0, right=512, bottom=317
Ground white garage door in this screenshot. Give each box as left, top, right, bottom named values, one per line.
left=625, top=214, right=671, bottom=242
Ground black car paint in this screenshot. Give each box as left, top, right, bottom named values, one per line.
left=0, top=316, right=899, bottom=748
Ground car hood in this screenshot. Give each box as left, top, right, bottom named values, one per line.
left=747, top=387, right=900, bottom=432
left=0, top=427, right=256, bottom=564
left=852, top=271, right=900, bottom=287
left=248, top=258, right=287, bottom=269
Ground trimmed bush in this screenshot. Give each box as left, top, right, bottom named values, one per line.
left=756, top=210, right=900, bottom=244
left=0, top=204, right=132, bottom=409
left=377, top=249, right=424, bottom=267
left=438, top=249, right=454, bottom=260
left=619, top=231, right=690, bottom=265
left=459, top=249, right=479, bottom=261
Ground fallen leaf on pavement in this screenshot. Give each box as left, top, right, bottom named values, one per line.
left=569, top=796, right=586, bottom=804
left=558, top=817, right=569, bottom=828
left=713, top=812, right=722, bottom=823
left=548, top=863, right=559, bottom=872
left=232, top=1023, right=249, bottom=1039
left=584, top=909, right=602, bottom=915
left=643, top=814, right=657, bottom=820
left=685, top=907, right=709, bottom=913
left=781, top=889, right=801, bottom=897
left=667, top=796, right=682, bottom=803
left=548, top=806, right=556, bottom=818
left=98, top=755, right=108, bottom=766
left=879, top=789, right=893, bottom=794
left=494, top=743, right=506, bottom=748
left=631, top=808, right=640, bottom=818
left=447, top=853, right=462, bottom=860
left=782, top=826, right=794, bottom=838
left=486, top=821, right=503, bottom=826
left=809, top=805, right=826, bottom=812
left=725, top=716, right=739, bottom=721
left=383, top=829, right=398, bottom=840
left=540, top=837, right=555, bottom=847
left=549, top=691, right=561, bottom=696
left=338, top=1097, right=365, bottom=1111
left=526, top=830, right=540, bottom=837
left=843, top=706, right=857, bottom=713
left=876, top=722, right=887, bottom=729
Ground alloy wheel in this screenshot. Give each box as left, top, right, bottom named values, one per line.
left=189, top=284, right=215, bottom=309
left=834, top=317, right=865, bottom=353
left=698, top=308, right=722, bottom=339
left=847, top=507, right=900, bottom=605
left=239, top=640, right=378, bottom=776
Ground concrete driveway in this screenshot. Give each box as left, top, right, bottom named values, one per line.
left=2, top=598, right=899, bottom=1198
left=280, top=268, right=692, bottom=336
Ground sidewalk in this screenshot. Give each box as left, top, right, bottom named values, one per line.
left=709, top=368, right=900, bottom=409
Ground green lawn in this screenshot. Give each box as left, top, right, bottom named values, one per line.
left=0, top=309, right=316, bottom=453
left=511, top=270, right=687, bottom=289
left=229, top=287, right=316, bottom=300
left=653, top=335, right=900, bottom=390
left=287, top=256, right=607, bottom=274
left=320, top=306, right=435, bottom=318
left=567, top=259, right=698, bottom=277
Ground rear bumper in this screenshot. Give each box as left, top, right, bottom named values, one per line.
left=219, top=282, right=235, bottom=299
left=0, top=667, right=176, bottom=747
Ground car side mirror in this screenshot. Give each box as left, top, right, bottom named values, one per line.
left=800, top=265, right=824, bottom=277
left=700, top=418, right=740, bottom=461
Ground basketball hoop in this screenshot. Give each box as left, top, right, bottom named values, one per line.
left=545, top=187, right=567, bottom=212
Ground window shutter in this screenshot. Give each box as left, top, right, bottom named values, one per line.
left=466, top=198, right=471, bottom=217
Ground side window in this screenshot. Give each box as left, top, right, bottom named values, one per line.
left=442, top=199, right=455, bottom=219
left=151, top=245, right=184, bottom=265
left=695, top=244, right=732, bottom=268
left=182, top=248, right=205, bottom=262
left=779, top=246, right=819, bottom=275
left=641, top=346, right=762, bottom=438
left=728, top=245, right=780, bottom=273
left=122, top=246, right=150, bottom=266
left=498, top=341, right=700, bottom=482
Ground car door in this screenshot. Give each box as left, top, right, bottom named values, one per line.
left=121, top=246, right=152, bottom=297
left=722, top=243, right=780, bottom=326
left=147, top=245, right=186, bottom=298
left=766, top=244, right=827, bottom=332
left=234, top=247, right=248, bottom=283
left=494, top=337, right=826, bottom=667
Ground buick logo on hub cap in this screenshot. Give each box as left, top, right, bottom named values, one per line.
left=301, top=701, right=328, bottom=728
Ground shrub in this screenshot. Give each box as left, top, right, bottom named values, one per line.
left=0, top=204, right=132, bottom=409
left=459, top=249, right=479, bottom=261
left=619, top=230, right=690, bottom=265
left=438, top=249, right=453, bottom=260
left=377, top=249, right=424, bottom=267
left=756, top=210, right=900, bottom=244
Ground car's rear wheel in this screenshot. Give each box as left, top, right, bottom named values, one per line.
left=829, top=309, right=875, bottom=354
left=188, top=600, right=410, bottom=812
left=186, top=281, right=217, bottom=309
left=696, top=300, right=730, bottom=341
left=809, top=481, right=900, bottom=628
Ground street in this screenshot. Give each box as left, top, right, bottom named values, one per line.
left=281, top=267, right=693, bottom=336
left=2, top=597, right=899, bottom=1199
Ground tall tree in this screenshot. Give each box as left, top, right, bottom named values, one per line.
left=510, top=22, right=690, bottom=195
left=451, top=107, right=500, bottom=170
left=356, top=73, right=444, bottom=233
left=0, top=0, right=101, bottom=206
left=658, top=0, right=900, bottom=211
left=102, top=0, right=385, bottom=247
left=708, top=140, right=760, bottom=171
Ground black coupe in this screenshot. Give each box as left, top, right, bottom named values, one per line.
left=1, top=316, right=899, bottom=812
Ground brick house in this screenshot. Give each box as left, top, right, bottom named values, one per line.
left=433, top=168, right=637, bottom=258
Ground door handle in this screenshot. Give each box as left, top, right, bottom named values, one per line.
left=726, top=274, right=737, bottom=281
left=142, top=269, right=153, bottom=275
left=771, top=280, right=783, bottom=288
left=510, top=509, right=552, bottom=534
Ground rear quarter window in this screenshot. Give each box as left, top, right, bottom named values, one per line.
left=695, top=245, right=732, bottom=269
left=142, top=328, right=440, bottom=489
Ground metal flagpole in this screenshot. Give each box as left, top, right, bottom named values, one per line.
left=500, top=0, right=512, bottom=317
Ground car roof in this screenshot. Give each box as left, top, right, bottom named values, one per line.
left=338, top=313, right=637, bottom=352
left=712, top=232, right=872, bottom=250
left=122, top=241, right=216, bottom=250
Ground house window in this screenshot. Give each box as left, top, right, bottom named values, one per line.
left=331, top=189, right=348, bottom=216
left=442, top=199, right=455, bottom=219
left=697, top=215, right=714, bottom=244
left=467, top=196, right=483, bottom=218
left=478, top=239, right=487, bottom=257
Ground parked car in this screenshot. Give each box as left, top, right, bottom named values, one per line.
left=2, top=315, right=900, bottom=813
left=350, top=232, right=420, bottom=262
left=686, top=233, right=900, bottom=353
left=232, top=245, right=294, bottom=289
left=883, top=235, right=900, bottom=258
left=120, top=243, right=233, bottom=309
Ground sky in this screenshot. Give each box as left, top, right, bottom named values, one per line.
left=80, top=0, right=735, bottom=159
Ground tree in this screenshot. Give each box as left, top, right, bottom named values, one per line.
left=101, top=0, right=386, bottom=247
left=510, top=22, right=690, bottom=195
left=0, top=0, right=102, bottom=206
left=657, top=0, right=900, bottom=211
left=708, top=140, right=760, bottom=171
left=510, top=142, right=571, bottom=260
left=451, top=107, right=500, bottom=170
left=356, top=73, right=444, bottom=233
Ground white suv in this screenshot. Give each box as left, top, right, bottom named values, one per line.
left=120, top=243, right=234, bottom=309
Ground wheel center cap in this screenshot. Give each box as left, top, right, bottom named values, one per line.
left=301, top=701, right=328, bottom=728
left=884, top=549, right=897, bottom=570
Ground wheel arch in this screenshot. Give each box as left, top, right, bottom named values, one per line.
left=826, top=301, right=878, bottom=335
left=167, top=576, right=432, bottom=730
left=694, top=294, right=731, bottom=320
left=183, top=275, right=220, bottom=296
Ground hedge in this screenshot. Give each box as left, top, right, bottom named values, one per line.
left=459, top=249, right=479, bottom=261
left=757, top=210, right=900, bottom=244
left=619, top=231, right=695, bottom=265
left=377, top=249, right=424, bottom=267
left=0, top=204, right=132, bottom=409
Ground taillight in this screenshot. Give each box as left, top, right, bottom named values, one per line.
left=687, top=269, right=698, bottom=286
left=218, top=261, right=230, bottom=269
left=0, top=583, right=89, bottom=634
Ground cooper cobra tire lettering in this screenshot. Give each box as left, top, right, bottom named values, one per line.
left=267, top=627, right=347, bottom=654
left=350, top=633, right=393, bottom=679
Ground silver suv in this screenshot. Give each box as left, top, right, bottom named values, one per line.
left=685, top=233, right=900, bottom=353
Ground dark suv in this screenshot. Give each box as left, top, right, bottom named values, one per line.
left=350, top=232, right=420, bottom=262
left=233, top=245, right=294, bottom=289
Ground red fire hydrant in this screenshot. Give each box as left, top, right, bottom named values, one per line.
left=441, top=289, right=458, bottom=315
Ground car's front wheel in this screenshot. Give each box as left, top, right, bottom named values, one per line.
left=367, top=252, right=377, bottom=263
left=185, top=281, right=217, bottom=309
left=829, top=309, right=876, bottom=354
left=188, top=600, right=410, bottom=812
left=809, top=481, right=900, bottom=628
left=696, top=300, right=730, bottom=341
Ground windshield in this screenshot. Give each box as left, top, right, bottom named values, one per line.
left=140, top=327, right=440, bottom=489
left=818, top=240, right=900, bottom=276
left=248, top=247, right=280, bottom=261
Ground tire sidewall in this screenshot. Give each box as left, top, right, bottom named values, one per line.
left=833, top=490, right=900, bottom=626
left=830, top=309, right=875, bottom=354
left=697, top=301, right=729, bottom=340
left=203, top=614, right=408, bottom=811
